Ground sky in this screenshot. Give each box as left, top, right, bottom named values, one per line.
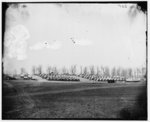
left=3, top=3, right=146, bottom=74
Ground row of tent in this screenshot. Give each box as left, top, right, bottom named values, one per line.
left=39, top=74, right=80, bottom=81
left=3, top=73, right=142, bottom=83
left=20, top=74, right=36, bottom=80
left=78, top=74, right=126, bottom=82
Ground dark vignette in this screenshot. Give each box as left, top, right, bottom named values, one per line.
left=2, top=1, right=147, bottom=120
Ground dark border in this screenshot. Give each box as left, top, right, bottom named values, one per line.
left=1, top=1, right=148, bottom=120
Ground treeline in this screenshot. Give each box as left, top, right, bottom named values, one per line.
left=20, top=65, right=146, bottom=79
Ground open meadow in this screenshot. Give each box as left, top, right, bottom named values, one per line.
left=3, top=78, right=147, bottom=119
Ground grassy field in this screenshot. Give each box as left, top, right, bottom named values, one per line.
left=2, top=79, right=147, bottom=119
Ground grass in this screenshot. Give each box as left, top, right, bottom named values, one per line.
left=2, top=80, right=147, bottom=119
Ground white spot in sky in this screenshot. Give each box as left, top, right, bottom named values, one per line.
left=30, top=40, right=62, bottom=50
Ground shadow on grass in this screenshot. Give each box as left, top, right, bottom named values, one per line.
left=119, top=85, right=147, bottom=120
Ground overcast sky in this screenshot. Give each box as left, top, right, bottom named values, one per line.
left=4, top=3, right=146, bottom=74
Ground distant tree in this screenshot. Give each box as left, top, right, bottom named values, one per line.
left=89, top=65, right=95, bottom=75
left=70, top=65, right=77, bottom=75
left=83, top=66, right=88, bottom=75
left=20, top=67, right=26, bottom=74
left=80, top=66, right=83, bottom=75
left=133, top=68, right=140, bottom=78
left=100, top=66, right=105, bottom=76
left=52, top=66, right=58, bottom=75
left=116, top=67, right=121, bottom=76
left=62, top=66, right=68, bottom=75
left=47, top=66, right=52, bottom=75
left=36, top=67, right=38, bottom=74
left=142, top=67, right=146, bottom=77
left=127, top=68, right=133, bottom=78
left=32, top=66, right=36, bottom=75
left=104, top=66, right=110, bottom=77
left=133, top=69, right=137, bottom=78
left=96, top=66, right=100, bottom=75
left=136, top=68, right=141, bottom=78
left=121, top=68, right=127, bottom=78
left=111, top=67, right=116, bottom=77
left=37, top=65, right=42, bottom=75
